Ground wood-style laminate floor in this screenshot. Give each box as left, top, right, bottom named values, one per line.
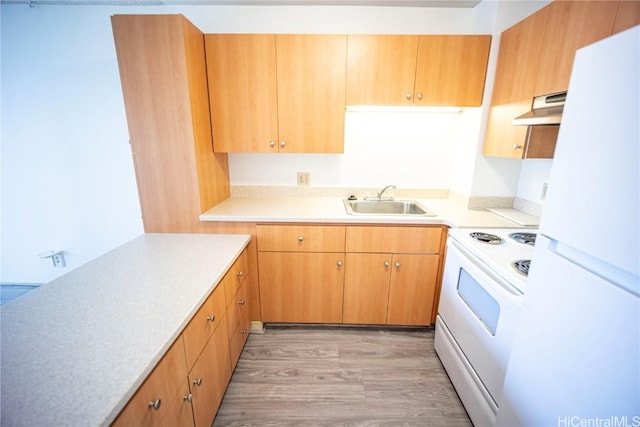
left=214, top=326, right=472, bottom=426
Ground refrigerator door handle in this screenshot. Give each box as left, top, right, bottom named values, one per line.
left=540, top=235, right=639, bottom=297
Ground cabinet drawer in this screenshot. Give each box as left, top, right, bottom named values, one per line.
left=182, top=284, right=227, bottom=370
left=223, top=250, right=248, bottom=305
left=113, top=337, right=188, bottom=427
left=345, top=226, right=443, bottom=254
left=229, top=315, right=251, bottom=369
left=257, top=225, right=346, bottom=252
left=226, top=281, right=249, bottom=339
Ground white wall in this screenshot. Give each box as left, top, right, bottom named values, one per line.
left=0, top=1, right=549, bottom=283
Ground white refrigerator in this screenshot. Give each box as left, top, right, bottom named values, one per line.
left=496, top=26, right=640, bottom=426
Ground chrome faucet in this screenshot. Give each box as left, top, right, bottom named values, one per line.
left=377, top=184, right=396, bottom=200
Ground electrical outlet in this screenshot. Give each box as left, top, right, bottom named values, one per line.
left=541, top=183, right=549, bottom=201
left=52, top=253, right=66, bottom=267
left=297, top=172, right=310, bottom=186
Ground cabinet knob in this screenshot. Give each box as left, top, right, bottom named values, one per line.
left=148, top=399, right=161, bottom=411
left=417, top=92, right=423, bottom=101
left=384, top=261, right=390, bottom=267
left=206, top=314, right=216, bottom=322
left=236, top=271, right=243, bottom=277
left=280, top=140, right=286, bottom=148
left=184, top=394, right=193, bottom=403
left=395, top=261, right=401, bottom=268
left=513, top=144, right=522, bottom=150
left=297, top=236, right=304, bottom=242
left=238, top=299, right=246, bottom=305
left=337, top=260, right=343, bottom=267
left=193, top=378, right=203, bottom=387
left=269, top=140, right=276, bottom=148
left=405, top=93, right=412, bottom=100
left=241, top=329, right=248, bottom=334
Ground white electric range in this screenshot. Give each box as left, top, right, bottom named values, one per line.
left=434, top=228, right=537, bottom=426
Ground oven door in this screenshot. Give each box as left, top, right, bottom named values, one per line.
left=436, top=237, right=523, bottom=415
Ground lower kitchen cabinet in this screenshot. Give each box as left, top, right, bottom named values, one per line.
left=258, top=252, right=345, bottom=323
left=343, top=253, right=440, bottom=326
left=257, top=224, right=346, bottom=323
left=188, top=316, right=231, bottom=427
left=112, top=337, right=191, bottom=427
left=227, top=278, right=251, bottom=369
left=113, top=247, right=250, bottom=427
left=343, top=225, right=444, bottom=326
left=386, top=254, right=440, bottom=325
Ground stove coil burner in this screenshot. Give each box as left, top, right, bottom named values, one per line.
left=469, top=232, right=504, bottom=245
left=512, top=259, right=531, bottom=276
left=508, top=232, right=537, bottom=246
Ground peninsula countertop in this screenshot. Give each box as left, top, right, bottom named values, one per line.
left=1, top=233, right=251, bottom=427
left=199, top=197, right=539, bottom=228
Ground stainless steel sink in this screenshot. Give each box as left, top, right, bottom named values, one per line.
left=343, top=199, right=436, bottom=216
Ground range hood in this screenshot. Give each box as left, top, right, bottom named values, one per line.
left=513, top=92, right=566, bottom=126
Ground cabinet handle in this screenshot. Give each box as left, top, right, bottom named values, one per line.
left=206, top=314, right=216, bottom=322
left=417, top=92, right=423, bottom=101
left=337, top=260, right=343, bottom=267
left=238, top=299, right=246, bottom=305
left=148, top=399, right=161, bottom=411
left=236, top=271, right=243, bottom=277
left=384, top=261, right=390, bottom=267
left=297, top=236, right=304, bottom=242
left=280, top=140, right=286, bottom=148
left=405, top=93, right=412, bottom=100
left=395, top=261, right=401, bottom=268
left=241, top=329, right=248, bottom=334
left=183, top=394, right=193, bottom=403
left=513, top=144, right=522, bottom=150
left=193, top=378, right=203, bottom=387
left=269, top=140, right=276, bottom=148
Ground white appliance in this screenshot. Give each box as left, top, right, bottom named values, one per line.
left=496, top=26, right=640, bottom=426
left=435, top=228, right=536, bottom=426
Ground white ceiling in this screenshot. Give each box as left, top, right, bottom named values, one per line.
left=2, top=0, right=483, bottom=7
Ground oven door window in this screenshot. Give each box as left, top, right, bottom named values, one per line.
left=457, top=268, right=500, bottom=335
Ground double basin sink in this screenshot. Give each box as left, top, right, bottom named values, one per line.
left=343, top=199, right=436, bottom=216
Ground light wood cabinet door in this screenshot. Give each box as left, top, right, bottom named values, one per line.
left=182, top=284, right=227, bottom=370
left=258, top=252, right=345, bottom=323
left=415, top=35, right=491, bottom=107
left=483, top=8, right=549, bottom=159
left=111, top=15, right=229, bottom=232
left=205, top=34, right=278, bottom=153
left=387, top=254, right=439, bottom=326
left=276, top=35, right=347, bottom=153
left=346, top=35, right=490, bottom=106
left=612, top=1, right=640, bottom=35
left=533, top=1, right=619, bottom=96
left=343, top=253, right=391, bottom=324
left=223, top=249, right=249, bottom=305
left=346, top=35, right=419, bottom=105
left=188, top=315, right=231, bottom=427
left=113, top=337, right=190, bottom=427
left=228, top=282, right=251, bottom=369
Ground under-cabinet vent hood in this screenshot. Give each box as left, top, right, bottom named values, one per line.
left=513, top=91, right=566, bottom=126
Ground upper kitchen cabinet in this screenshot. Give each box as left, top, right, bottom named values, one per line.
left=484, top=8, right=549, bottom=159
left=205, top=34, right=347, bottom=153
left=112, top=15, right=229, bottom=233
left=611, top=1, right=640, bottom=35
left=205, top=35, right=278, bottom=153
left=346, top=35, right=490, bottom=106
left=484, top=0, right=626, bottom=159
left=533, top=1, right=619, bottom=97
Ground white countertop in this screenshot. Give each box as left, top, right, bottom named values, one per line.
left=199, top=196, right=535, bottom=229
left=1, top=233, right=251, bottom=427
